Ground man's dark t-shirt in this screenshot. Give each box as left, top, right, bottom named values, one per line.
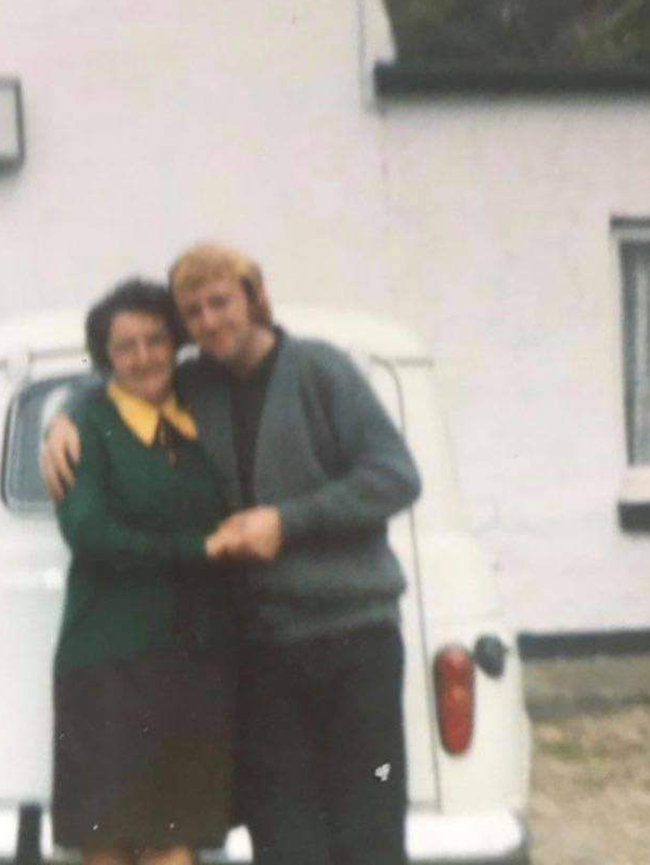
left=227, top=329, right=282, bottom=506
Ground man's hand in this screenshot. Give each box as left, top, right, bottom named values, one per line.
left=205, top=506, right=282, bottom=563
left=39, top=414, right=81, bottom=502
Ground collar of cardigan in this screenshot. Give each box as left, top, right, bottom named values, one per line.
left=106, top=380, right=198, bottom=446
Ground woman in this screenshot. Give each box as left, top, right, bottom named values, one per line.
left=52, top=279, right=234, bottom=865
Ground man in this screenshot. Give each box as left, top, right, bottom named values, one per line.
left=42, top=242, right=422, bottom=865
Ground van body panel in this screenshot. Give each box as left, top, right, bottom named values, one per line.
left=0, top=307, right=530, bottom=862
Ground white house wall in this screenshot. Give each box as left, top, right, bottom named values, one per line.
left=0, top=0, right=394, bottom=314
left=377, top=96, right=650, bottom=633
left=1, top=0, right=650, bottom=633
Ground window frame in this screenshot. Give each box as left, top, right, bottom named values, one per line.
left=613, top=217, right=650, bottom=530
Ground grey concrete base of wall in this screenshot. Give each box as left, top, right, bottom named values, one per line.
left=518, top=628, right=650, bottom=660
left=524, top=655, right=650, bottom=721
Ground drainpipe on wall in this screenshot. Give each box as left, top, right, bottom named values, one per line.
left=357, top=0, right=396, bottom=110
left=0, top=78, right=25, bottom=173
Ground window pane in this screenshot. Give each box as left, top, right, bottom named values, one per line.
left=2, top=375, right=88, bottom=512
left=621, top=242, right=650, bottom=464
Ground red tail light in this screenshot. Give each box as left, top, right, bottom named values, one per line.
left=434, top=645, right=474, bottom=755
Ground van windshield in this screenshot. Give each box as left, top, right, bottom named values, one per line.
left=3, top=374, right=89, bottom=513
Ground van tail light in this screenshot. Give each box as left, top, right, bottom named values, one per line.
left=434, top=645, right=475, bottom=755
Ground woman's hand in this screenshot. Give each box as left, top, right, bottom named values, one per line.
left=204, top=507, right=282, bottom=563
left=204, top=520, right=242, bottom=560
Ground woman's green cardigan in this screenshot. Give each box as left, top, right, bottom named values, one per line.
left=55, top=391, right=230, bottom=677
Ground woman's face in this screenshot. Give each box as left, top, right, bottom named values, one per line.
left=107, top=310, right=175, bottom=405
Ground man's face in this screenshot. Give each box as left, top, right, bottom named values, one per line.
left=173, top=276, right=257, bottom=367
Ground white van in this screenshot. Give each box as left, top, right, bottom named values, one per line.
left=0, top=306, right=530, bottom=864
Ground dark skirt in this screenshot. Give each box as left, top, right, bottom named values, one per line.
left=52, top=646, right=235, bottom=851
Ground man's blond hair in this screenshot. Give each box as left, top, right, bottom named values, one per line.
left=168, top=242, right=273, bottom=326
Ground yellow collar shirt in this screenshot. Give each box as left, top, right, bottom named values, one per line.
left=107, top=380, right=198, bottom=446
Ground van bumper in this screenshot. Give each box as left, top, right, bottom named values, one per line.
left=0, top=806, right=528, bottom=865
left=214, top=807, right=529, bottom=864
left=403, top=807, right=529, bottom=863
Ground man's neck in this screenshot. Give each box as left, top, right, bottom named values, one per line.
left=231, top=326, right=277, bottom=379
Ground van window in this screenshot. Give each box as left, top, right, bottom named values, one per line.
left=2, top=375, right=88, bottom=513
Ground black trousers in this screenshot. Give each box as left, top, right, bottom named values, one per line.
left=238, top=624, right=407, bottom=865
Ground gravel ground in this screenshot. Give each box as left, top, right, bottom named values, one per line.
left=526, top=657, right=650, bottom=865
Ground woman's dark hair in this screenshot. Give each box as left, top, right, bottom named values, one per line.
left=86, top=278, right=185, bottom=373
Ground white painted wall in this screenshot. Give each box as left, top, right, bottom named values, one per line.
left=0, top=0, right=393, bottom=314
left=2, top=0, right=650, bottom=634
left=378, top=97, right=650, bottom=633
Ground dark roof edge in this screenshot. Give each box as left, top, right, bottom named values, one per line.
left=611, top=216, right=650, bottom=230
left=375, top=61, right=650, bottom=98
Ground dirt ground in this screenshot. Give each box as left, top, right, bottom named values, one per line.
left=526, top=657, right=650, bottom=865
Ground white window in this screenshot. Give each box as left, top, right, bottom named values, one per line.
left=614, top=218, right=650, bottom=528
left=617, top=224, right=650, bottom=465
